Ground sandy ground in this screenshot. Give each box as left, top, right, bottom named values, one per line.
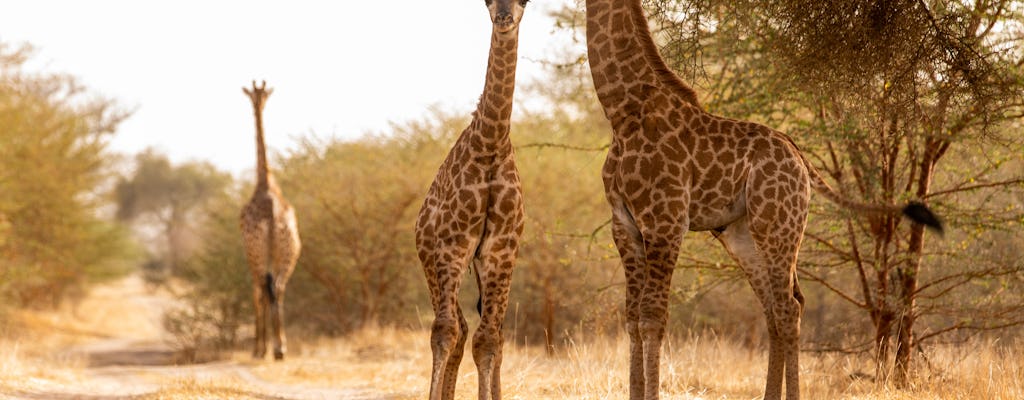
left=0, top=275, right=387, bottom=400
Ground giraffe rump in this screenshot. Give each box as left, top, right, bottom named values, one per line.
left=781, top=132, right=945, bottom=235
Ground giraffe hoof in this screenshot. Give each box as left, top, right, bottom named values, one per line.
left=274, top=351, right=285, bottom=360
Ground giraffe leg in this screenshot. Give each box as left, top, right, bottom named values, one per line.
left=473, top=236, right=517, bottom=400
left=716, top=216, right=803, bottom=400
left=242, top=225, right=271, bottom=360
left=610, top=204, right=647, bottom=400
left=637, top=233, right=684, bottom=400
left=440, top=304, right=469, bottom=400
left=270, top=288, right=287, bottom=360
left=427, top=250, right=469, bottom=400
left=762, top=267, right=802, bottom=400
left=784, top=276, right=805, bottom=400
left=251, top=285, right=267, bottom=359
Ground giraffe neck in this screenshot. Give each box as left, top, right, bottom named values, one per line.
left=585, top=0, right=699, bottom=122
left=470, top=28, right=520, bottom=153
left=253, top=108, right=273, bottom=191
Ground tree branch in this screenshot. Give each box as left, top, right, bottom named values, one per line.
left=923, top=178, right=1024, bottom=199
left=797, top=266, right=867, bottom=308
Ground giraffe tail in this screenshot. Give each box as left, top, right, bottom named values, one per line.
left=264, top=273, right=277, bottom=303
left=780, top=133, right=944, bottom=235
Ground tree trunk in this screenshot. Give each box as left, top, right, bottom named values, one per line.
left=873, top=311, right=895, bottom=379
left=543, top=283, right=555, bottom=355
left=893, top=143, right=938, bottom=385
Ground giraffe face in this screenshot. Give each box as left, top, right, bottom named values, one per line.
left=243, top=80, right=273, bottom=112
left=485, top=0, right=528, bottom=34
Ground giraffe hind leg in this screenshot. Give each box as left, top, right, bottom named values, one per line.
left=268, top=275, right=286, bottom=361
left=251, top=286, right=268, bottom=359
left=716, top=217, right=803, bottom=400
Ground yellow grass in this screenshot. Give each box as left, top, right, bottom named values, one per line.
left=1, top=276, right=1021, bottom=399
left=3, top=318, right=1022, bottom=399
left=253, top=325, right=1024, bottom=400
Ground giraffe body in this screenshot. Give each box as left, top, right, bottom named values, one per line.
left=585, top=1, right=940, bottom=399
left=414, top=2, right=529, bottom=400
left=239, top=80, right=301, bottom=361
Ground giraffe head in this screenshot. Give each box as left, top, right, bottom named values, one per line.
left=243, top=80, right=273, bottom=113
left=485, top=0, right=529, bottom=35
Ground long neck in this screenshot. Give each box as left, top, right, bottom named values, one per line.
left=253, top=107, right=271, bottom=190
left=585, top=0, right=699, bottom=120
left=471, top=28, right=520, bottom=152
left=624, top=0, right=700, bottom=107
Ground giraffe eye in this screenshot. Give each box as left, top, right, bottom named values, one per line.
left=485, top=0, right=493, bottom=6
left=519, top=0, right=529, bottom=5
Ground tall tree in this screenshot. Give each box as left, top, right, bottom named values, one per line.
left=643, top=0, right=1024, bottom=383
left=115, top=150, right=231, bottom=274
left=0, top=42, right=137, bottom=307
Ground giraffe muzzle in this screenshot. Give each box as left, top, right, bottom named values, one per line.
left=494, top=13, right=516, bottom=33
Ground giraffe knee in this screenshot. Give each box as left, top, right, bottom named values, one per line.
left=638, top=319, right=666, bottom=342
left=472, top=326, right=501, bottom=360
left=771, top=299, right=803, bottom=341
left=431, top=318, right=462, bottom=353
left=625, top=321, right=641, bottom=338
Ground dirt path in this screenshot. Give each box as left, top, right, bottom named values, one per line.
left=1, top=275, right=386, bottom=400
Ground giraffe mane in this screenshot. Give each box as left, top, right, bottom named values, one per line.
left=626, top=0, right=702, bottom=109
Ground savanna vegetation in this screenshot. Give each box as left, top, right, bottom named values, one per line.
left=1, top=0, right=1022, bottom=398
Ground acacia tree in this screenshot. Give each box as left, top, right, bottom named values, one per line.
left=0, top=43, right=137, bottom=306
left=643, top=0, right=1024, bottom=383
left=115, top=150, right=231, bottom=275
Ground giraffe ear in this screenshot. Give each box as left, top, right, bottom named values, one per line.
left=264, top=87, right=274, bottom=97
left=243, top=86, right=253, bottom=97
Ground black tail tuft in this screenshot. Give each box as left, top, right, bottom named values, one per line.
left=902, top=202, right=944, bottom=235
left=264, top=273, right=277, bottom=303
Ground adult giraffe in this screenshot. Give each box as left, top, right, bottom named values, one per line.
left=239, top=80, right=301, bottom=361
left=415, top=1, right=530, bottom=399
left=584, top=1, right=942, bottom=399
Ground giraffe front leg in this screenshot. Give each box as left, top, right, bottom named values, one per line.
left=430, top=313, right=463, bottom=400
left=426, top=249, right=469, bottom=400
left=638, top=239, right=681, bottom=400
left=610, top=203, right=650, bottom=400
left=633, top=204, right=687, bottom=400
left=440, top=304, right=469, bottom=400
left=473, top=245, right=516, bottom=400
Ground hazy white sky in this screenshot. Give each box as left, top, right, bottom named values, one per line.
left=0, top=1, right=574, bottom=174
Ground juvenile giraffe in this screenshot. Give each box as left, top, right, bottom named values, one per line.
left=239, top=80, right=301, bottom=361
left=584, top=1, right=942, bottom=399
left=414, top=1, right=529, bottom=399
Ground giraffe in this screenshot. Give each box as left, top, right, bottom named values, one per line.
left=584, top=1, right=943, bottom=399
left=239, top=80, right=301, bottom=361
left=414, top=1, right=529, bottom=399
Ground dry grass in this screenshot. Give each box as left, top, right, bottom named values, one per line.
left=1, top=276, right=1021, bottom=399
left=253, top=325, right=1024, bottom=400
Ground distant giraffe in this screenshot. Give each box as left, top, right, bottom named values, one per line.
left=414, top=1, right=529, bottom=399
left=583, top=1, right=942, bottom=400
left=239, top=80, right=301, bottom=361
